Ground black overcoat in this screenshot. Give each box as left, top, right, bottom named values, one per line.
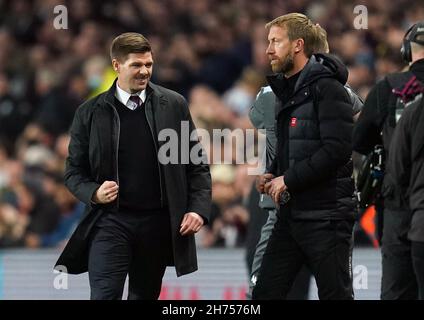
left=55, top=80, right=211, bottom=276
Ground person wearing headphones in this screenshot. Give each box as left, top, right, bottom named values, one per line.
left=386, top=22, right=424, bottom=300
left=353, top=21, right=424, bottom=300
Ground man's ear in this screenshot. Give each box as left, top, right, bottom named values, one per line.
left=294, top=38, right=304, bottom=53
left=112, top=59, right=119, bottom=73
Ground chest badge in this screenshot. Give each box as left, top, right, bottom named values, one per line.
left=290, top=117, right=297, bottom=127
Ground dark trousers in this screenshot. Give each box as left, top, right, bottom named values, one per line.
left=381, top=208, right=418, bottom=300
left=248, top=209, right=311, bottom=300
left=252, top=209, right=354, bottom=300
left=412, top=241, right=424, bottom=300
left=88, top=209, right=173, bottom=300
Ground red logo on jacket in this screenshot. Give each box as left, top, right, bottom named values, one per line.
left=290, top=117, right=297, bottom=127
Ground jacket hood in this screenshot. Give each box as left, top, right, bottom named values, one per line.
left=305, top=53, right=349, bottom=86
left=266, top=54, right=349, bottom=98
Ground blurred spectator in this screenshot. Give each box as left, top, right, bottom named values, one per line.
left=0, top=72, right=31, bottom=152
left=25, top=176, right=84, bottom=249
left=199, top=164, right=249, bottom=248
left=0, top=202, right=28, bottom=247
left=223, top=67, right=266, bottom=116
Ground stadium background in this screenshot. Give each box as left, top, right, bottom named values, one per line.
left=0, top=0, right=423, bottom=299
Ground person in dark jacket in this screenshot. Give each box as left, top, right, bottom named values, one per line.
left=247, top=24, right=363, bottom=300
left=353, top=21, right=424, bottom=300
left=55, top=33, right=211, bottom=300
left=248, top=85, right=311, bottom=300
left=248, top=23, right=363, bottom=300
left=251, top=13, right=355, bottom=300
left=385, top=28, right=424, bottom=299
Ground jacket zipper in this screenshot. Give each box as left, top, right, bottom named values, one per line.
left=144, top=93, right=164, bottom=207
left=106, top=101, right=121, bottom=209
left=107, top=92, right=164, bottom=209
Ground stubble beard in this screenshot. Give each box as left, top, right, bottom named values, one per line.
left=271, top=53, right=294, bottom=75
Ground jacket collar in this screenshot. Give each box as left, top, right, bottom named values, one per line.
left=266, top=56, right=316, bottom=101
left=411, top=58, right=424, bottom=81
left=103, top=78, right=163, bottom=107
left=115, top=82, right=146, bottom=106
left=267, top=54, right=348, bottom=99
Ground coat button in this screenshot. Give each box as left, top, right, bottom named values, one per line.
left=304, top=92, right=308, bottom=95
left=291, top=101, right=295, bottom=104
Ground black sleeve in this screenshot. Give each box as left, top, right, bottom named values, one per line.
left=353, top=80, right=390, bottom=155
left=267, top=155, right=278, bottom=175
left=64, top=106, right=100, bottom=205
left=388, top=108, right=412, bottom=190
left=284, top=78, right=353, bottom=192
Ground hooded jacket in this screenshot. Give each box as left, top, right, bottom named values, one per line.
left=268, top=54, right=355, bottom=220
left=249, top=73, right=362, bottom=211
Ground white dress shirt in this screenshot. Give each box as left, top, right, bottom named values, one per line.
left=115, top=83, right=146, bottom=110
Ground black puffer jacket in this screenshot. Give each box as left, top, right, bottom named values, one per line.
left=268, top=54, right=355, bottom=220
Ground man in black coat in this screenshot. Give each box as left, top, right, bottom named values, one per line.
left=251, top=13, right=355, bottom=300
left=385, top=29, right=424, bottom=299
left=55, top=33, right=211, bottom=300
left=353, top=22, right=424, bottom=299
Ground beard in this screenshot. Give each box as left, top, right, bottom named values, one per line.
left=271, top=52, right=294, bottom=74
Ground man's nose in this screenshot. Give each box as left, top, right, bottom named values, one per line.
left=139, top=66, right=148, bottom=75
left=266, top=44, right=274, bottom=55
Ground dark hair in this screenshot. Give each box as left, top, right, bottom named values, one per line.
left=110, top=32, right=152, bottom=62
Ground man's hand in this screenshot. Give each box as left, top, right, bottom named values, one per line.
left=265, top=176, right=287, bottom=204
left=92, top=181, right=119, bottom=204
left=256, top=173, right=275, bottom=193
left=180, top=212, right=204, bottom=236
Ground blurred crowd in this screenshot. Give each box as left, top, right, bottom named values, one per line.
left=0, top=0, right=423, bottom=248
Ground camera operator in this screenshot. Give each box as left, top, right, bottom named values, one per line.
left=353, top=21, right=424, bottom=300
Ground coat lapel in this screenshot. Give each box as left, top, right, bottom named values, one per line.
left=146, top=83, right=168, bottom=147
left=94, top=105, right=114, bottom=181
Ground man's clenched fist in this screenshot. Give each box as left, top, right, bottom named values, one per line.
left=256, top=173, right=275, bottom=193
left=92, top=181, right=119, bottom=204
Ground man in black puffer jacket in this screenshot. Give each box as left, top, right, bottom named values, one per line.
left=252, top=13, right=355, bottom=300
